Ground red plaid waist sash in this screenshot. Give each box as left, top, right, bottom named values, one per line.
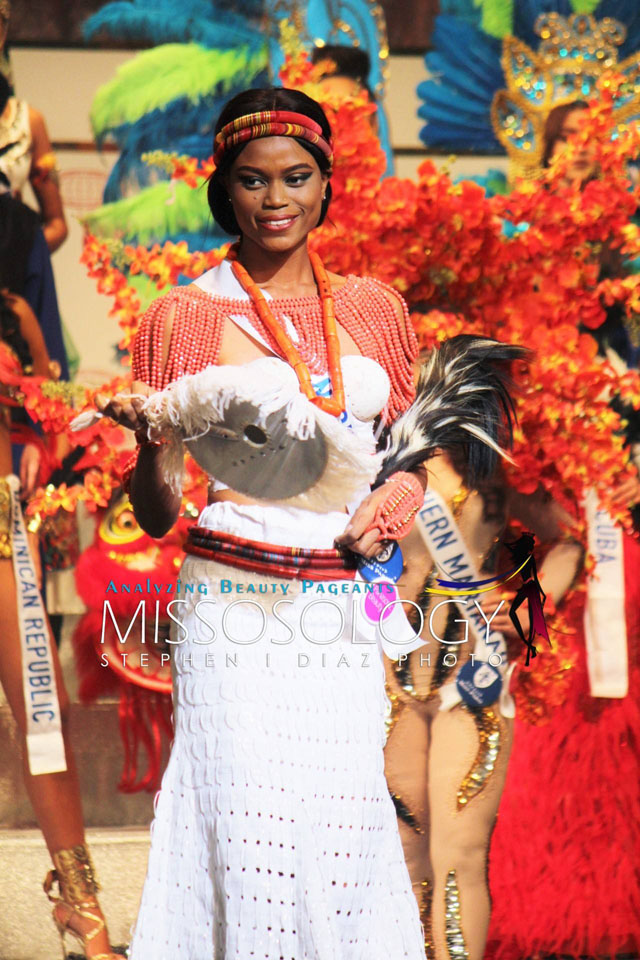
left=184, top=526, right=358, bottom=581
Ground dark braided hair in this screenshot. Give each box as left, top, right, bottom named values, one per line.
left=0, top=71, right=10, bottom=116
left=0, top=193, right=39, bottom=293
left=0, top=290, right=32, bottom=370
left=310, top=45, right=375, bottom=101
left=542, top=100, right=589, bottom=169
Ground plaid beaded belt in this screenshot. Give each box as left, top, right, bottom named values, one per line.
left=184, top=526, right=358, bottom=581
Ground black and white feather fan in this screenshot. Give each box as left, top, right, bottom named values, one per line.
left=375, top=335, right=528, bottom=487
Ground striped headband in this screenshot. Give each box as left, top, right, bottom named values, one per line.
left=213, top=110, right=333, bottom=168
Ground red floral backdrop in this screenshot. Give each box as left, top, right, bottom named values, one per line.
left=14, top=53, right=640, bottom=717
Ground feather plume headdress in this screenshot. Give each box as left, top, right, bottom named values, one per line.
left=375, top=335, right=528, bottom=487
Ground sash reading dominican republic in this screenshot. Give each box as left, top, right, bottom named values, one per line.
left=415, top=487, right=515, bottom=718
left=8, top=476, right=66, bottom=774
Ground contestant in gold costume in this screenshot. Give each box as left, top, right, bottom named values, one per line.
left=384, top=450, right=583, bottom=960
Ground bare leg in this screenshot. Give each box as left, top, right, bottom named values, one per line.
left=384, top=697, right=435, bottom=955
left=0, top=559, right=115, bottom=957
left=428, top=705, right=513, bottom=960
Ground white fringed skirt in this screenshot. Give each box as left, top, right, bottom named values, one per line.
left=129, top=500, right=426, bottom=960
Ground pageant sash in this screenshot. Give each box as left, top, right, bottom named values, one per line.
left=358, top=543, right=428, bottom=660
left=415, top=487, right=515, bottom=718
left=7, top=476, right=66, bottom=774
left=583, top=490, right=628, bottom=698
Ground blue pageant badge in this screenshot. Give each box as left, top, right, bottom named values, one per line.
left=358, top=542, right=404, bottom=584
left=456, top=659, right=502, bottom=708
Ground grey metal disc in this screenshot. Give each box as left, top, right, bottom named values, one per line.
left=184, top=400, right=328, bottom=500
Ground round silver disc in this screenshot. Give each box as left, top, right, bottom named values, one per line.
left=184, top=400, right=328, bottom=500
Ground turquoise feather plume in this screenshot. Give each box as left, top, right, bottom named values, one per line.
left=439, top=0, right=482, bottom=24
left=83, top=180, right=213, bottom=245
left=419, top=17, right=503, bottom=151
left=83, top=0, right=396, bottom=248
left=84, top=0, right=263, bottom=51
left=90, top=43, right=267, bottom=138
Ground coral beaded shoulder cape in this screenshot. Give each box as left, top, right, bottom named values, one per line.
left=131, top=273, right=417, bottom=423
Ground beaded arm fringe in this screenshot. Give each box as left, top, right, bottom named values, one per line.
left=125, top=269, right=418, bottom=488
left=131, top=274, right=417, bottom=416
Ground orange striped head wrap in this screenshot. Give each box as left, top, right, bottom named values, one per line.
left=213, top=110, right=333, bottom=169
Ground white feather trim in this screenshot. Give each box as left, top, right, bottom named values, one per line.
left=141, top=357, right=381, bottom=512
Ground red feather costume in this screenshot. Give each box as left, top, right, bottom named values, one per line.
left=487, top=532, right=640, bottom=956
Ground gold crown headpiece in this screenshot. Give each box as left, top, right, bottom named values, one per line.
left=491, top=13, right=640, bottom=179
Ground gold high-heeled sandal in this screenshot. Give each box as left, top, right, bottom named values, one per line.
left=43, top=843, right=117, bottom=960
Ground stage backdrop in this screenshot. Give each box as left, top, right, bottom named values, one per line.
left=9, top=3, right=503, bottom=383
left=8, top=0, right=438, bottom=49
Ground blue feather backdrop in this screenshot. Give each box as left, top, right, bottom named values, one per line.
left=84, top=0, right=264, bottom=51
left=419, top=1, right=640, bottom=154
left=418, top=17, right=503, bottom=152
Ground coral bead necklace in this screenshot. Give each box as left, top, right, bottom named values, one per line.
left=230, top=252, right=346, bottom=418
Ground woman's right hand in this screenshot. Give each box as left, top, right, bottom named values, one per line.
left=610, top=473, right=640, bottom=511
left=95, top=381, right=153, bottom=437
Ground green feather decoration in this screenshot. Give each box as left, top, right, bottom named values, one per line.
left=474, top=0, right=514, bottom=39
left=569, top=0, right=601, bottom=14
left=90, top=42, right=267, bottom=137
left=83, top=180, right=210, bottom=244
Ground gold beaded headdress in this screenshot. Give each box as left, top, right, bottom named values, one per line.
left=491, top=13, right=640, bottom=180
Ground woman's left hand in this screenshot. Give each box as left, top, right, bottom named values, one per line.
left=335, top=486, right=393, bottom=558
left=20, top=443, right=42, bottom=499
left=95, top=383, right=152, bottom=435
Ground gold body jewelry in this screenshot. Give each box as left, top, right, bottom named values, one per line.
left=0, top=475, right=12, bottom=558
left=457, top=706, right=502, bottom=809
left=444, top=870, right=469, bottom=960
left=43, top=843, right=114, bottom=960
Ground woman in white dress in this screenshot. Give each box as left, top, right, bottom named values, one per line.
left=99, top=86, right=431, bottom=959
